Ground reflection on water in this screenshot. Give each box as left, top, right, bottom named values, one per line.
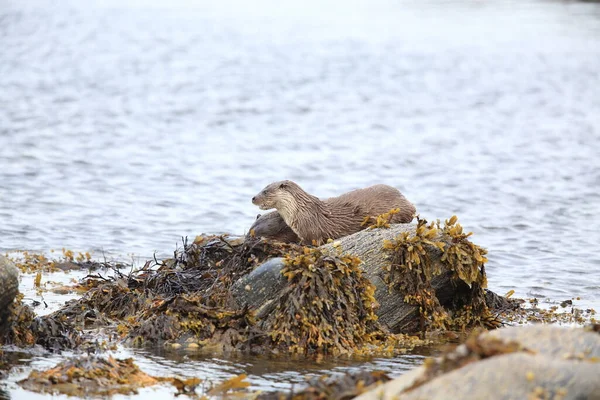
left=132, top=346, right=431, bottom=390
left=1, top=0, right=600, bottom=398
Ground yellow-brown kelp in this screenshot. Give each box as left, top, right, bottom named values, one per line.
left=18, top=356, right=162, bottom=397
left=261, top=247, right=380, bottom=355
left=382, top=215, right=492, bottom=331
left=361, top=208, right=403, bottom=229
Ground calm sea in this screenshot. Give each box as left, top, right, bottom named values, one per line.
left=1, top=0, right=600, bottom=398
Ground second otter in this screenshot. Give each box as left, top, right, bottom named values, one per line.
left=251, top=181, right=416, bottom=246
left=247, top=211, right=300, bottom=243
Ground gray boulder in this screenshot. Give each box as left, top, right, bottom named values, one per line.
left=356, top=325, right=600, bottom=400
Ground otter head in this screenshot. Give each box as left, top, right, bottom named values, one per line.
left=252, top=180, right=299, bottom=211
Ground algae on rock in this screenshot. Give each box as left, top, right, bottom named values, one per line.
left=260, top=247, right=381, bottom=355
left=381, top=216, right=491, bottom=331
left=0, top=217, right=511, bottom=356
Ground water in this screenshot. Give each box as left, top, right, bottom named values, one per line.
left=1, top=0, right=600, bottom=397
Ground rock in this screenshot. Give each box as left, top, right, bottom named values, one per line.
left=0, top=255, right=19, bottom=333
left=232, top=222, right=508, bottom=333
left=356, top=325, right=600, bottom=400
left=230, top=258, right=288, bottom=319
left=485, top=324, right=600, bottom=357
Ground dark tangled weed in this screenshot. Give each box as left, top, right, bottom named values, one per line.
left=2, top=235, right=313, bottom=354
left=1, top=293, right=83, bottom=351
left=1, top=236, right=244, bottom=349
left=135, top=235, right=304, bottom=301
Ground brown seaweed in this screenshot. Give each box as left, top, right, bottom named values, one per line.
left=382, top=215, right=494, bottom=331
left=260, top=247, right=381, bottom=355
left=4, top=217, right=589, bottom=358
left=18, top=355, right=161, bottom=397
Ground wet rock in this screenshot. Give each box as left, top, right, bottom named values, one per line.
left=356, top=325, right=600, bottom=400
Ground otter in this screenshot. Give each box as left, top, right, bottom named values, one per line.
left=251, top=181, right=416, bottom=246
left=247, top=211, right=300, bottom=243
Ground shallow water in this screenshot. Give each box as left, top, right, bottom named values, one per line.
left=2, top=271, right=432, bottom=398
left=1, top=0, right=600, bottom=397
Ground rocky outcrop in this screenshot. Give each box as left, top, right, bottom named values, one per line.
left=356, top=325, right=600, bottom=400
left=233, top=222, right=509, bottom=333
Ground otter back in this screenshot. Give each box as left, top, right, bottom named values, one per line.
left=294, top=184, right=415, bottom=245
left=329, top=184, right=416, bottom=224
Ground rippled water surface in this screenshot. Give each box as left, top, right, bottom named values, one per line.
left=2, top=0, right=600, bottom=397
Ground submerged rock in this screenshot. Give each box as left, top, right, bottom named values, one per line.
left=356, top=325, right=600, bottom=400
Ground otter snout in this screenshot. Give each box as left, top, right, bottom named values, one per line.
left=252, top=192, right=270, bottom=210
left=253, top=182, right=290, bottom=210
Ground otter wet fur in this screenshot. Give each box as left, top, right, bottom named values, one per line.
left=251, top=180, right=416, bottom=246
left=247, top=211, right=300, bottom=243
